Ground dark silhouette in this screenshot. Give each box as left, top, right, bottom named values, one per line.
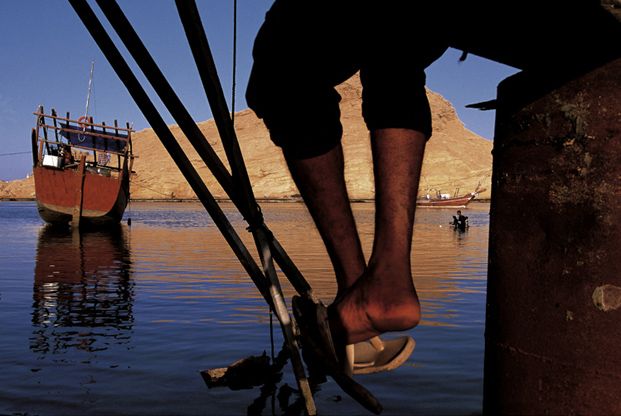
left=452, top=210, right=469, bottom=232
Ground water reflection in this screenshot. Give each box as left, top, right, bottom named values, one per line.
left=31, top=225, right=134, bottom=354
left=261, top=203, right=489, bottom=326
left=0, top=202, right=491, bottom=415
left=122, top=202, right=489, bottom=326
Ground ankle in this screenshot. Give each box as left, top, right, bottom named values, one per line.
left=366, top=260, right=413, bottom=289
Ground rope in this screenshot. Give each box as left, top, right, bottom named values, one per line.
left=228, top=1, right=276, bottom=366
left=0, top=151, right=31, bottom=157
left=231, top=0, right=276, bottom=362
left=229, top=2, right=272, bottom=239
left=230, top=0, right=237, bottom=127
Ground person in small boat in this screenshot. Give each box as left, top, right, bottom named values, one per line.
left=452, top=210, right=468, bottom=231
left=246, top=1, right=445, bottom=368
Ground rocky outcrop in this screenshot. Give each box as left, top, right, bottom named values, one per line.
left=0, top=176, right=34, bottom=199
left=2, top=73, right=492, bottom=200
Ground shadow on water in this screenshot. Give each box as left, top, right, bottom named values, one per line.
left=30, top=224, right=134, bottom=355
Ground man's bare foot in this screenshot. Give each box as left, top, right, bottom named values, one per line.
left=328, top=263, right=421, bottom=345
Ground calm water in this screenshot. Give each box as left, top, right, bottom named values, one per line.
left=0, top=201, right=489, bottom=416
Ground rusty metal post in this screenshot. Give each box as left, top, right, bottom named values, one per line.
left=484, top=58, right=621, bottom=414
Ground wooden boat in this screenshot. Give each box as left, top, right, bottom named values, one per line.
left=31, top=106, right=134, bottom=227
left=416, top=185, right=486, bottom=208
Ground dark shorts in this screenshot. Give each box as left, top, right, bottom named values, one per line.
left=246, top=1, right=448, bottom=159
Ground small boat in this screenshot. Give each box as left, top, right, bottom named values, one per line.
left=31, top=106, right=134, bottom=227
left=416, top=185, right=486, bottom=208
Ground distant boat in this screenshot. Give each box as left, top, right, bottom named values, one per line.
left=416, top=185, right=486, bottom=208
left=31, top=106, right=134, bottom=227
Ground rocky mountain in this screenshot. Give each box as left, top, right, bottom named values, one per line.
left=1, top=73, right=492, bottom=201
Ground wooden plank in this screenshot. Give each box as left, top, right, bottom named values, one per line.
left=51, top=109, right=60, bottom=141
left=71, top=156, right=87, bottom=228
left=38, top=123, right=130, bottom=142
left=31, top=129, right=38, bottom=166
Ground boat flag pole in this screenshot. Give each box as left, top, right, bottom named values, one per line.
left=84, top=60, right=95, bottom=120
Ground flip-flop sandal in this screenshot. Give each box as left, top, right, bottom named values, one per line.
left=350, top=336, right=416, bottom=375
left=292, top=295, right=383, bottom=415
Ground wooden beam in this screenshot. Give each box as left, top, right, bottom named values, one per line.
left=71, top=156, right=87, bottom=228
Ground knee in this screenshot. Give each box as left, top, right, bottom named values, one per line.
left=246, top=69, right=344, bottom=159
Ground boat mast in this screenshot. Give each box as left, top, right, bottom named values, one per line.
left=84, top=60, right=95, bottom=119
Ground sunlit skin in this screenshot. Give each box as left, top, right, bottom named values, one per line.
left=286, top=127, right=426, bottom=345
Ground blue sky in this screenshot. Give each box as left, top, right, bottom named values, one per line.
left=0, top=1, right=518, bottom=181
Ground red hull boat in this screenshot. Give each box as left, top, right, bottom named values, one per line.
left=416, top=186, right=486, bottom=208
left=31, top=107, right=134, bottom=227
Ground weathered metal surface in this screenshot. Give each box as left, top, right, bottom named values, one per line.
left=484, top=58, right=621, bottom=414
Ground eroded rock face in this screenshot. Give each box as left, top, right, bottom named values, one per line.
left=0, top=177, right=35, bottom=199
left=3, top=73, right=492, bottom=200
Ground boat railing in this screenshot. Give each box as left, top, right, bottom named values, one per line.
left=34, top=111, right=133, bottom=134
left=37, top=120, right=132, bottom=145
left=33, top=106, right=134, bottom=174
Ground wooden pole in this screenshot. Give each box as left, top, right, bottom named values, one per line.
left=71, top=156, right=86, bottom=228
left=39, top=106, right=51, bottom=155
left=69, top=2, right=384, bottom=413
left=89, top=116, right=97, bottom=166
left=31, top=129, right=39, bottom=166
left=68, top=0, right=272, bottom=307
left=94, top=0, right=312, bottom=297
left=51, top=108, right=60, bottom=142
left=172, top=4, right=317, bottom=412
left=91, top=2, right=316, bottom=411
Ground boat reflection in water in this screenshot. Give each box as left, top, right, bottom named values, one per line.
left=31, top=224, right=134, bottom=354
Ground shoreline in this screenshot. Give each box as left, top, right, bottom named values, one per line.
left=1, top=197, right=492, bottom=204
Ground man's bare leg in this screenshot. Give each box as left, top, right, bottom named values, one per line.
left=331, top=128, right=426, bottom=345
left=286, top=128, right=425, bottom=346
left=286, top=144, right=366, bottom=295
